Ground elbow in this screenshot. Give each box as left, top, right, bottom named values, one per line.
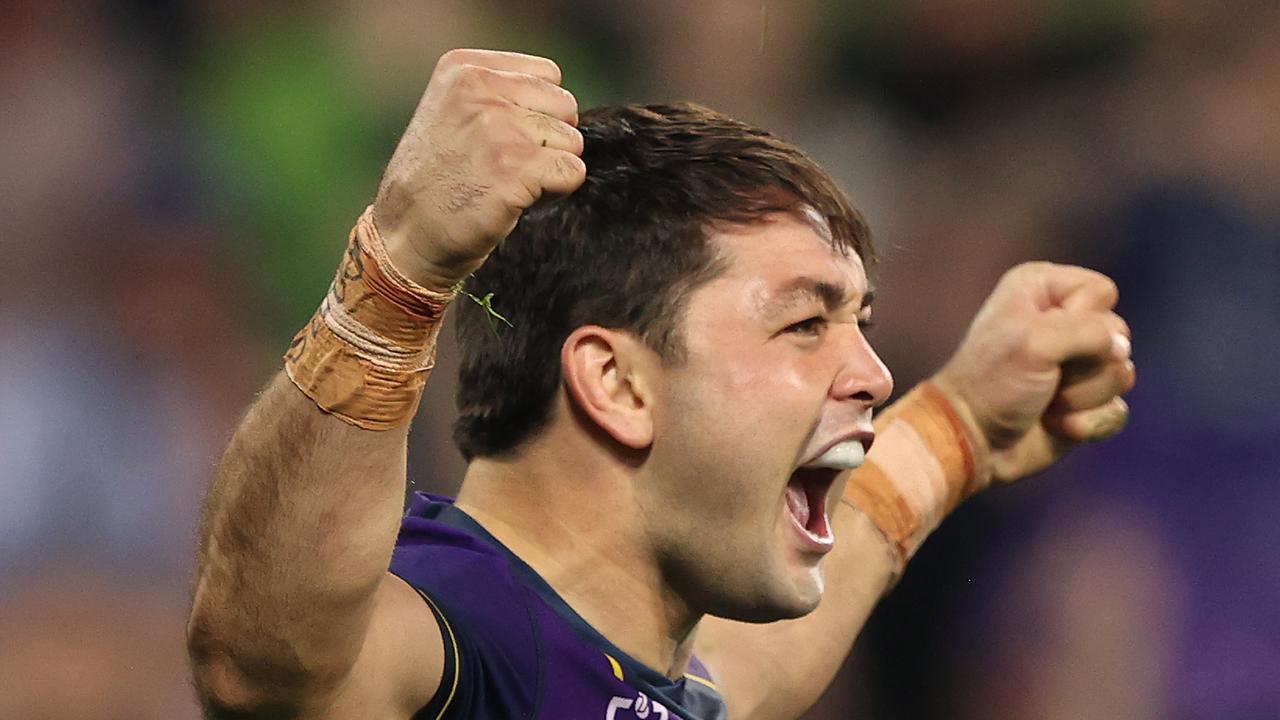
left=187, top=612, right=290, bottom=718
left=189, top=654, right=286, bottom=719
left=187, top=607, right=343, bottom=718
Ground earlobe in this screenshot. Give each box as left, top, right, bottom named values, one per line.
left=561, top=327, right=655, bottom=450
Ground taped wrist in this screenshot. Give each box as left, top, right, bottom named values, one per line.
left=283, top=206, right=456, bottom=430
left=841, top=381, right=991, bottom=571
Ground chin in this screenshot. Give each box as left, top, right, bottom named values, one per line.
left=728, top=592, right=822, bottom=624
left=708, top=569, right=826, bottom=624
left=778, top=572, right=825, bottom=618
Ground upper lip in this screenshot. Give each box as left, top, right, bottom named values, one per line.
left=801, top=428, right=876, bottom=467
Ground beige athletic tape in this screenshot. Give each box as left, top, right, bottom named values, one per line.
left=842, top=381, right=990, bottom=571
left=284, top=206, right=456, bottom=430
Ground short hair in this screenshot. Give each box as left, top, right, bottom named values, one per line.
left=452, top=103, right=872, bottom=460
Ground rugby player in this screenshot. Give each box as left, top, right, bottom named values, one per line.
left=187, top=49, right=1134, bottom=720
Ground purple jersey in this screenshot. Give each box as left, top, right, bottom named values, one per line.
left=390, top=493, right=729, bottom=720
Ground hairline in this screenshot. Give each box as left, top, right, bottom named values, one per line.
left=645, top=202, right=860, bottom=366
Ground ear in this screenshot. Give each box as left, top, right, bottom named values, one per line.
left=560, top=326, right=657, bottom=450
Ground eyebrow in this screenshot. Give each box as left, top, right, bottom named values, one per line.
left=760, top=277, right=875, bottom=318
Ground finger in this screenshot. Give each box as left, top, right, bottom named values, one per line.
left=1043, top=396, right=1129, bottom=442
left=513, top=110, right=584, bottom=154
left=484, top=69, right=579, bottom=125
left=1026, top=309, right=1131, bottom=367
left=438, top=48, right=562, bottom=84
left=532, top=148, right=587, bottom=198
left=1058, top=270, right=1119, bottom=313
left=1051, top=359, right=1136, bottom=413
left=1056, top=312, right=1131, bottom=373
left=1014, top=262, right=1119, bottom=312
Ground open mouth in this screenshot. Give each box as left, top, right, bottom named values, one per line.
left=785, top=466, right=839, bottom=548
left=784, top=437, right=869, bottom=551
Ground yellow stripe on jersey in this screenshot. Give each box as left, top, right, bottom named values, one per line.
left=684, top=672, right=720, bottom=692
left=421, top=591, right=461, bottom=720
left=605, top=653, right=625, bottom=681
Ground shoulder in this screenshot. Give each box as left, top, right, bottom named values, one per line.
left=390, top=497, right=543, bottom=718
left=392, top=495, right=537, bottom=638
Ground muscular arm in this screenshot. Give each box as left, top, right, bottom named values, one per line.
left=187, top=372, right=441, bottom=718
left=186, top=48, right=583, bottom=719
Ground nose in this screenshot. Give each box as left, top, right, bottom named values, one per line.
left=829, top=326, right=894, bottom=409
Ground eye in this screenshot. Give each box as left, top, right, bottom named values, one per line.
left=785, top=316, right=828, bottom=336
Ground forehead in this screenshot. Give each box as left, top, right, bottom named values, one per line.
left=708, top=211, right=868, bottom=305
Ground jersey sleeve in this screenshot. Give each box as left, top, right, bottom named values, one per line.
left=396, top=582, right=461, bottom=720
left=391, top=517, right=543, bottom=719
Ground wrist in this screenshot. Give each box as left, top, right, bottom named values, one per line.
left=284, top=206, right=457, bottom=430
left=840, top=379, right=992, bottom=571
left=372, top=202, right=483, bottom=294
left=921, top=373, right=993, bottom=490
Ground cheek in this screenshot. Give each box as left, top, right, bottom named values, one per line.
left=654, top=392, right=776, bottom=529
left=708, top=349, right=820, bottom=405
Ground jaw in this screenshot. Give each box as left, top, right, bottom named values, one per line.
left=763, top=502, right=834, bottom=617
left=769, top=542, right=827, bottom=618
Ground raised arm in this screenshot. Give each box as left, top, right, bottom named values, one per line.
left=698, top=262, right=1136, bottom=719
left=186, top=49, right=585, bottom=719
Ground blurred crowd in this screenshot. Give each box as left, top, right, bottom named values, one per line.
left=2, top=1, right=1276, bottom=718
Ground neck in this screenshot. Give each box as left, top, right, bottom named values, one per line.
left=455, top=438, right=700, bottom=679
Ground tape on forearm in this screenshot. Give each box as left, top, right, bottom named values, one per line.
left=841, top=381, right=991, bottom=571
left=284, top=206, right=456, bottom=430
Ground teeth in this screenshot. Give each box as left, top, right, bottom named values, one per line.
left=805, top=440, right=865, bottom=470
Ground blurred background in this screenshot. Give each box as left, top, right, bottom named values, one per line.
left=2, top=0, right=1277, bottom=717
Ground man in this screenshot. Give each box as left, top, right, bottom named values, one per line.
left=187, top=49, right=1134, bottom=719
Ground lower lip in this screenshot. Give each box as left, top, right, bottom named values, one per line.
left=786, top=498, right=835, bottom=555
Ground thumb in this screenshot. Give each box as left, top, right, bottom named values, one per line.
left=1043, top=396, right=1130, bottom=442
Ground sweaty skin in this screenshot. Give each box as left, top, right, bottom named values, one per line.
left=187, top=48, right=1135, bottom=720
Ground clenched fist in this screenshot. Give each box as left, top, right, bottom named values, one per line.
left=932, top=262, right=1136, bottom=483
left=373, top=49, right=586, bottom=292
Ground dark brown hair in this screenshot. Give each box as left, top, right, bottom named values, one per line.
left=453, top=103, right=871, bottom=460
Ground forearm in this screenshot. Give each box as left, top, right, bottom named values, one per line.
left=188, top=209, right=454, bottom=712
left=188, top=371, right=409, bottom=707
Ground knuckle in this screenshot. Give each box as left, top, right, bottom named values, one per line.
left=1001, top=261, right=1040, bottom=286
left=1096, top=274, right=1120, bottom=304
left=557, top=152, right=586, bottom=179
left=473, top=104, right=496, bottom=131
left=451, top=63, right=492, bottom=92
left=473, top=103, right=508, bottom=134
left=568, top=126, right=585, bottom=154
left=1082, top=321, right=1114, bottom=357
left=557, top=85, right=579, bottom=113
left=489, top=143, right=516, bottom=173
left=438, top=48, right=487, bottom=73
left=491, top=141, right=531, bottom=173
left=1120, top=361, right=1137, bottom=392
left=538, top=56, right=563, bottom=83
left=1109, top=312, right=1130, bottom=336
left=437, top=48, right=468, bottom=67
